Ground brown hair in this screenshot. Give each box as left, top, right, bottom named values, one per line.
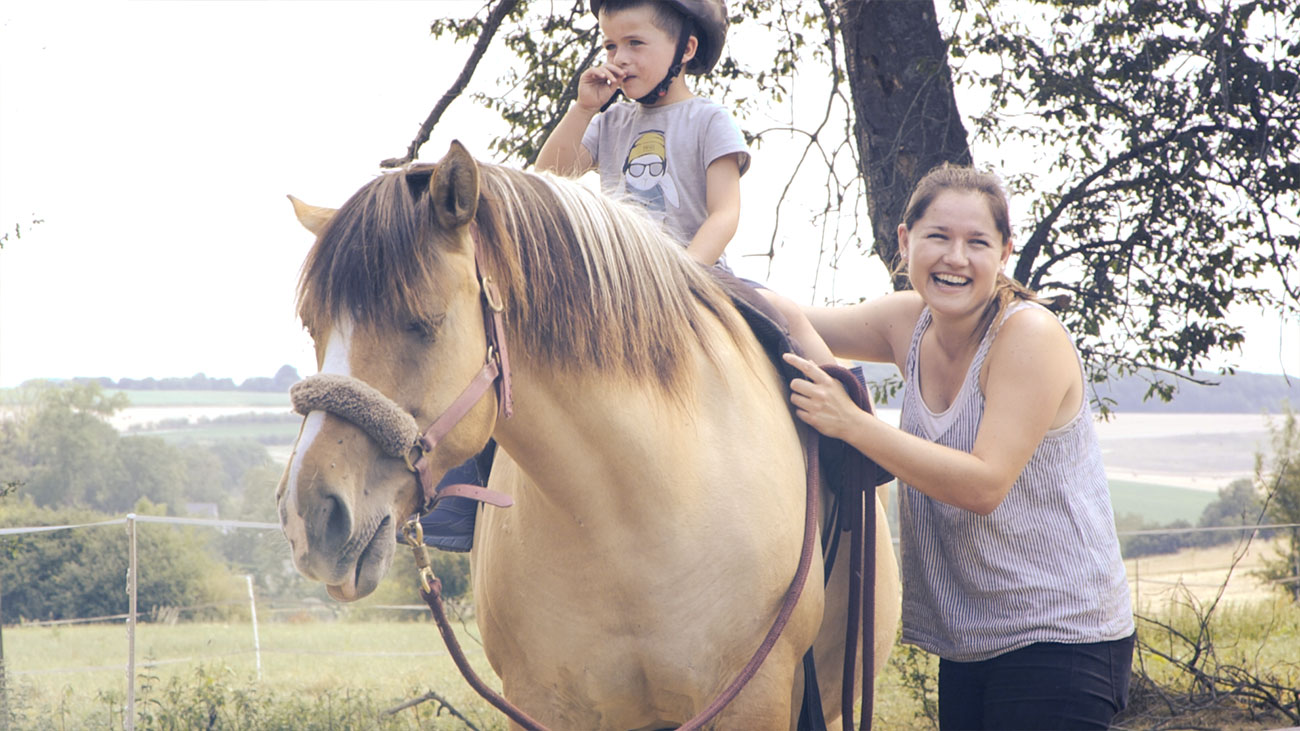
left=598, top=0, right=689, bottom=43
left=899, top=163, right=1038, bottom=341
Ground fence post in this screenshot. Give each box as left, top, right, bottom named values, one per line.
left=1293, top=525, right=1300, bottom=602
left=245, top=576, right=262, bottom=682
left=1, top=569, right=7, bottom=726
left=1133, top=557, right=1140, bottom=610
left=126, top=514, right=137, bottom=731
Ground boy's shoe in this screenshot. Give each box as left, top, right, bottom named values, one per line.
left=418, top=441, right=497, bottom=553
left=420, top=494, right=478, bottom=553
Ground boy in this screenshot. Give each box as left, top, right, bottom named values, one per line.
left=423, top=0, right=834, bottom=552
left=536, top=0, right=836, bottom=363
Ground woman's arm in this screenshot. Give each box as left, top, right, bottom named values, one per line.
left=802, top=291, right=923, bottom=368
left=783, top=307, right=1080, bottom=514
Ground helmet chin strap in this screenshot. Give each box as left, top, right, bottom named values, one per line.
left=600, top=28, right=693, bottom=111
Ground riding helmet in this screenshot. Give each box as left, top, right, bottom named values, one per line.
left=590, top=0, right=729, bottom=75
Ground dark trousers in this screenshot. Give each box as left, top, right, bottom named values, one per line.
left=938, top=633, right=1135, bottom=730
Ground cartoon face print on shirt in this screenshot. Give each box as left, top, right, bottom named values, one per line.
left=621, top=130, right=679, bottom=218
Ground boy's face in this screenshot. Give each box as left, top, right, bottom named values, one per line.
left=600, top=6, right=695, bottom=102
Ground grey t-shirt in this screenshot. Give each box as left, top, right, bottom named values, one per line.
left=582, top=97, right=750, bottom=265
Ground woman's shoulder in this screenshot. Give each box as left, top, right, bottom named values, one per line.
left=882, top=290, right=927, bottom=324
left=998, top=302, right=1068, bottom=342
left=987, top=303, right=1078, bottom=373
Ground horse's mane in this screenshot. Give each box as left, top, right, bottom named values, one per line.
left=297, top=160, right=746, bottom=392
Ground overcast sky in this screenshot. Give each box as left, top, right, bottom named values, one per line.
left=1, top=1, right=1294, bottom=389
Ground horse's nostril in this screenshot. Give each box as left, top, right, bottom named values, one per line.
left=301, top=487, right=353, bottom=557
left=324, top=492, right=351, bottom=542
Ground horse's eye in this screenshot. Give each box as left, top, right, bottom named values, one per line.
left=406, top=314, right=445, bottom=341
left=406, top=320, right=434, bottom=340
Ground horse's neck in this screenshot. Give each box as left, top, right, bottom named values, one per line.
left=493, top=369, right=669, bottom=502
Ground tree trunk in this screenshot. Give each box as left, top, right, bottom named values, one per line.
left=836, top=0, right=972, bottom=290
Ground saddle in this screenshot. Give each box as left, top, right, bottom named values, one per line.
left=712, top=268, right=893, bottom=731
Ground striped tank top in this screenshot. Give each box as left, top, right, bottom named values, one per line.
left=898, top=301, right=1134, bottom=662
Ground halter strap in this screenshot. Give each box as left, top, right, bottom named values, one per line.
left=411, top=235, right=513, bottom=509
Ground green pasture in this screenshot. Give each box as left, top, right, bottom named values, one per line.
left=6, top=596, right=1297, bottom=730
left=3, top=619, right=503, bottom=730
left=1108, top=480, right=1219, bottom=524
left=883, top=480, right=1220, bottom=531
left=2, top=618, right=932, bottom=729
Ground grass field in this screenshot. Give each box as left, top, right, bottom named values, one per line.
left=1108, top=479, right=1219, bottom=524
left=4, top=619, right=506, bottom=730
left=2, top=617, right=938, bottom=730
left=6, top=587, right=1295, bottom=730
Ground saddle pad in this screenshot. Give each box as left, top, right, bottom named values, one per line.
left=710, top=268, right=894, bottom=491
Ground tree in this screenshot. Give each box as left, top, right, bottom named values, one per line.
left=0, top=501, right=229, bottom=622
left=391, top=0, right=1298, bottom=399
left=1194, top=477, right=1269, bottom=547
left=8, top=382, right=127, bottom=508
left=0, top=382, right=278, bottom=514
left=1257, top=404, right=1300, bottom=601
left=103, top=437, right=185, bottom=512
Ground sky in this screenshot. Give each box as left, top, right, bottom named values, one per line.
left=1, top=1, right=1295, bottom=389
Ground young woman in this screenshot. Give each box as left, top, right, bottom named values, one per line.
left=784, top=164, right=1135, bottom=730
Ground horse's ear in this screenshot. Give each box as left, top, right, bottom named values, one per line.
left=430, top=140, right=480, bottom=230
left=288, top=195, right=336, bottom=237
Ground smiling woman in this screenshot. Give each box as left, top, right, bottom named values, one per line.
left=789, top=163, right=1137, bottom=731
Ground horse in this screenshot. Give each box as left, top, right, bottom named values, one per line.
left=277, top=140, right=901, bottom=729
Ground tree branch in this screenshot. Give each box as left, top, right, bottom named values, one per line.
left=381, top=0, right=522, bottom=168
left=1014, top=123, right=1224, bottom=284
left=383, top=687, right=483, bottom=729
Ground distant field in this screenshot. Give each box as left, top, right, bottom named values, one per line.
left=144, top=421, right=301, bottom=446
left=108, top=389, right=291, bottom=407
left=1108, top=479, right=1219, bottom=524
left=882, top=479, right=1220, bottom=532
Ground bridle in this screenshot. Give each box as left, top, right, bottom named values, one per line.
left=402, top=240, right=515, bottom=513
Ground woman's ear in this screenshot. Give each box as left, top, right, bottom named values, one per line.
left=1001, top=237, right=1014, bottom=266
left=897, top=224, right=911, bottom=263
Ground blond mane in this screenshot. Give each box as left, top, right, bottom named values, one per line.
left=297, top=160, right=746, bottom=393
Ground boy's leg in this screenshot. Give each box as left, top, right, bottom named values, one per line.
left=756, top=289, right=836, bottom=364
left=420, top=441, right=497, bottom=553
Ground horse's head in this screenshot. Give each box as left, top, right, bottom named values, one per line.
left=278, top=141, right=503, bottom=601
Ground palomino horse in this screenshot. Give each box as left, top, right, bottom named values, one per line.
left=278, top=141, right=900, bottom=729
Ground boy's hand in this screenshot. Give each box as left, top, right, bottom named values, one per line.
left=577, top=64, right=625, bottom=112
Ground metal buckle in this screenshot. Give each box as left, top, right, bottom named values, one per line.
left=402, top=517, right=436, bottom=593
left=481, top=275, right=504, bottom=313
left=404, top=442, right=425, bottom=473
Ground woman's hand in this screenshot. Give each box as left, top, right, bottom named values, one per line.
left=782, top=353, right=869, bottom=440
left=576, top=64, right=625, bottom=112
